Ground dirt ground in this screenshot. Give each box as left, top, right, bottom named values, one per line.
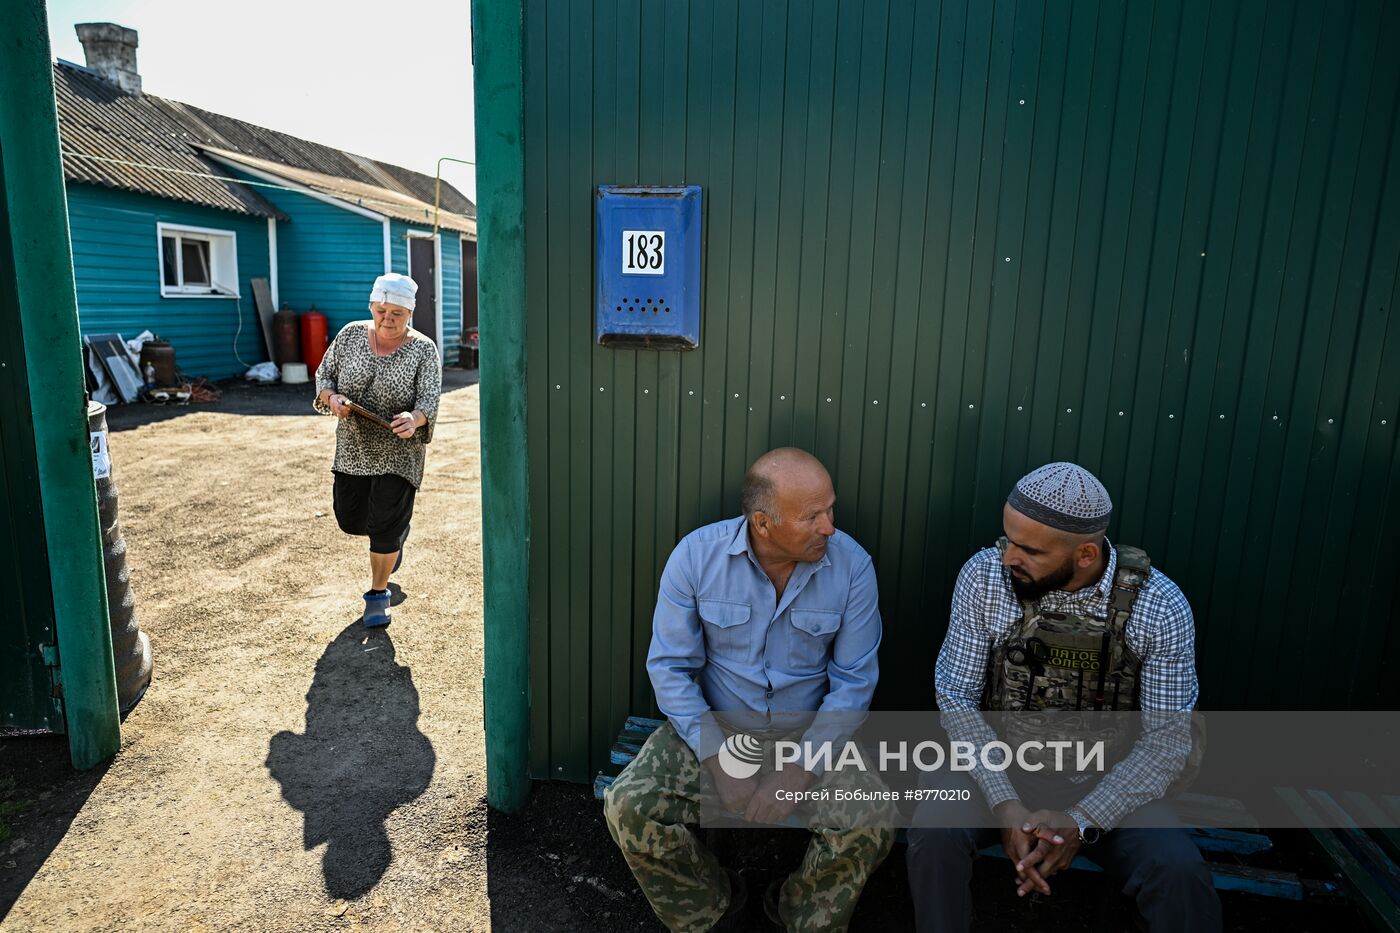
left=0, top=371, right=1367, bottom=932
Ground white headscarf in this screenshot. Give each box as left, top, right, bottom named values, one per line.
left=369, top=272, right=418, bottom=311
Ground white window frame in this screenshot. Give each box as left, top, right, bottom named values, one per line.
left=156, top=222, right=240, bottom=298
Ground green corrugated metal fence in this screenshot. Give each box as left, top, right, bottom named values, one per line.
left=0, top=283, right=61, bottom=733
left=2, top=0, right=120, bottom=765
left=516, top=0, right=1400, bottom=781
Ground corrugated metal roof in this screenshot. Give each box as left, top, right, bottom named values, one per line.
left=52, top=60, right=477, bottom=226
left=199, top=146, right=477, bottom=237
left=55, top=61, right=284, bottom=218
left=157, top=99, right=477, bottom=219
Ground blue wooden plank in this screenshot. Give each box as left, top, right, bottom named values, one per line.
left=1187, top=827, right=1273, bottom=856
left=1306, top=790, right=1400, bottom=904
left=1174, top=792, right=1259, bottom=829
left=977, top=844, right=1311, bottom=899
left=1208, top=863, right=1307, bottom=901
left=1342, top=793, right=1400, bottom=863
left=1279, top=787, right=1400, bottom=928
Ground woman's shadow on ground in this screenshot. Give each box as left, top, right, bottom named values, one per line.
left=266, top=622, right=435, bottom=900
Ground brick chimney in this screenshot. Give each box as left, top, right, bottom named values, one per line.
left=74, top=23, right=141, bottom=94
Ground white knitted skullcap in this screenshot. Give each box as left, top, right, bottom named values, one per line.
left=1007, top=462, right=1112, bottom=533
left=369, top=272, right=418, bottom=311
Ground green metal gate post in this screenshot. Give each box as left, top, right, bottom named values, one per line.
left=1, top=2, right=121, bottom=767
left=471, top=0, right=531, bottom=811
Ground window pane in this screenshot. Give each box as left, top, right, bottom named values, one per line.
left=161, top=236, right=179, bottom=287
left=181, top=240, right=211, bottom=286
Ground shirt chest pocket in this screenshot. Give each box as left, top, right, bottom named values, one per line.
left=698, top=598, right=752, bottom=662
left=788, top=608, right=842, bottom=671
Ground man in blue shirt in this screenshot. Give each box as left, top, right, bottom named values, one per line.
left=604, top=448, right=894, bottom=932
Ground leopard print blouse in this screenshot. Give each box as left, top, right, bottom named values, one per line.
left=313, top=321, right=442, bottom=488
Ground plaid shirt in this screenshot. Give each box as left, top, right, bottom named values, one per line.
left=935, top=542, right=1199, bottom=831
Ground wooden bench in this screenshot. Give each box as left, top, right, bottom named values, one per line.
left=1276, top=787, right=1400, bottom=930
left=593, top=716, right=1343, bottom=903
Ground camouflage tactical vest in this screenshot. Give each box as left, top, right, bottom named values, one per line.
left=985, top=539, right=1150, bottom=769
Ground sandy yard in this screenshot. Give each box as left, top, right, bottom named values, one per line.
left=0, top=371, right=1365, bottom=933
left=2, top=372, right=504, bottom=931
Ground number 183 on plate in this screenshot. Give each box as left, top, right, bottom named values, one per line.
left=622, top=230, right=665, bottom=275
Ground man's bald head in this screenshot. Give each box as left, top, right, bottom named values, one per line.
left=741, top=448, right=830, bottom=522
left=742, top=448, right=837, bottom=565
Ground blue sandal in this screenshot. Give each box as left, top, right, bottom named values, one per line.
left=362, top=589, right=392, bottom=628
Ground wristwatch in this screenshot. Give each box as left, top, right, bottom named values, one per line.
left=1068, top=807, right=1101, bottom=844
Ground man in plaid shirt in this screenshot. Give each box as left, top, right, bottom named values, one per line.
left=905, top=463, right=1221, bottom=932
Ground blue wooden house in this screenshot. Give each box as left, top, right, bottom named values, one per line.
left=53, top=23, right=476, bottom=381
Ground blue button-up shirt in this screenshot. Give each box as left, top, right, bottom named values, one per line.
left=648, top=515, right=883, bottom=760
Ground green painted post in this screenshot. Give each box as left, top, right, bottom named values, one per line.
left=471, top=0, right=531, bottom=811
left=1, top=2, right=121, bottom=767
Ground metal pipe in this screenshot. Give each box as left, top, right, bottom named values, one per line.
left=433, top=155, right=476, bottom=242
left=471, top=0, right=530, bottom=812
left=88, top=402, right=153, bottom=713
left=2, top=1, right=121, bottom=768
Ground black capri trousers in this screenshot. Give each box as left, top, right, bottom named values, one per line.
left=332, top=471, right=416, bottom=554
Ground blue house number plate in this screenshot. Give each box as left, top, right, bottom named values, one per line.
left=596, top=186, right=701, bottom=349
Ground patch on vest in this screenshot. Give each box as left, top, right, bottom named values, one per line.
left=1039, top=644, right=1101, bottom=672
left=990, top=617, right=1142, bottom=714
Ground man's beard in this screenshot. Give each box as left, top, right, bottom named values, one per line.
left=1009, top=557, right=1076, bottom=601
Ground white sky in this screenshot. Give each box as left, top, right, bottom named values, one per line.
left=46, top=0, right=478, bottom=203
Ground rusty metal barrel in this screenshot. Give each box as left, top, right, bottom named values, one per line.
left=138, top=339, right=177, bottom=386
left=274, top=306, right=301, bottom=365
left=87, top=401, right=152, bottom=712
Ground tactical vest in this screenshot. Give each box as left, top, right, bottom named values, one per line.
left=985, top=539, right=1151, bottom=769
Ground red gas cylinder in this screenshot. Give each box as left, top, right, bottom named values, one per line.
left=300, top=308, right=329, bottom=375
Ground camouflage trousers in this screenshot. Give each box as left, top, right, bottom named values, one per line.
left=603, top=721, right=896, bottom=932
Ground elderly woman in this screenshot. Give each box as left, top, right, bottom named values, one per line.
left=314, top=273, right=441, bottom=627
